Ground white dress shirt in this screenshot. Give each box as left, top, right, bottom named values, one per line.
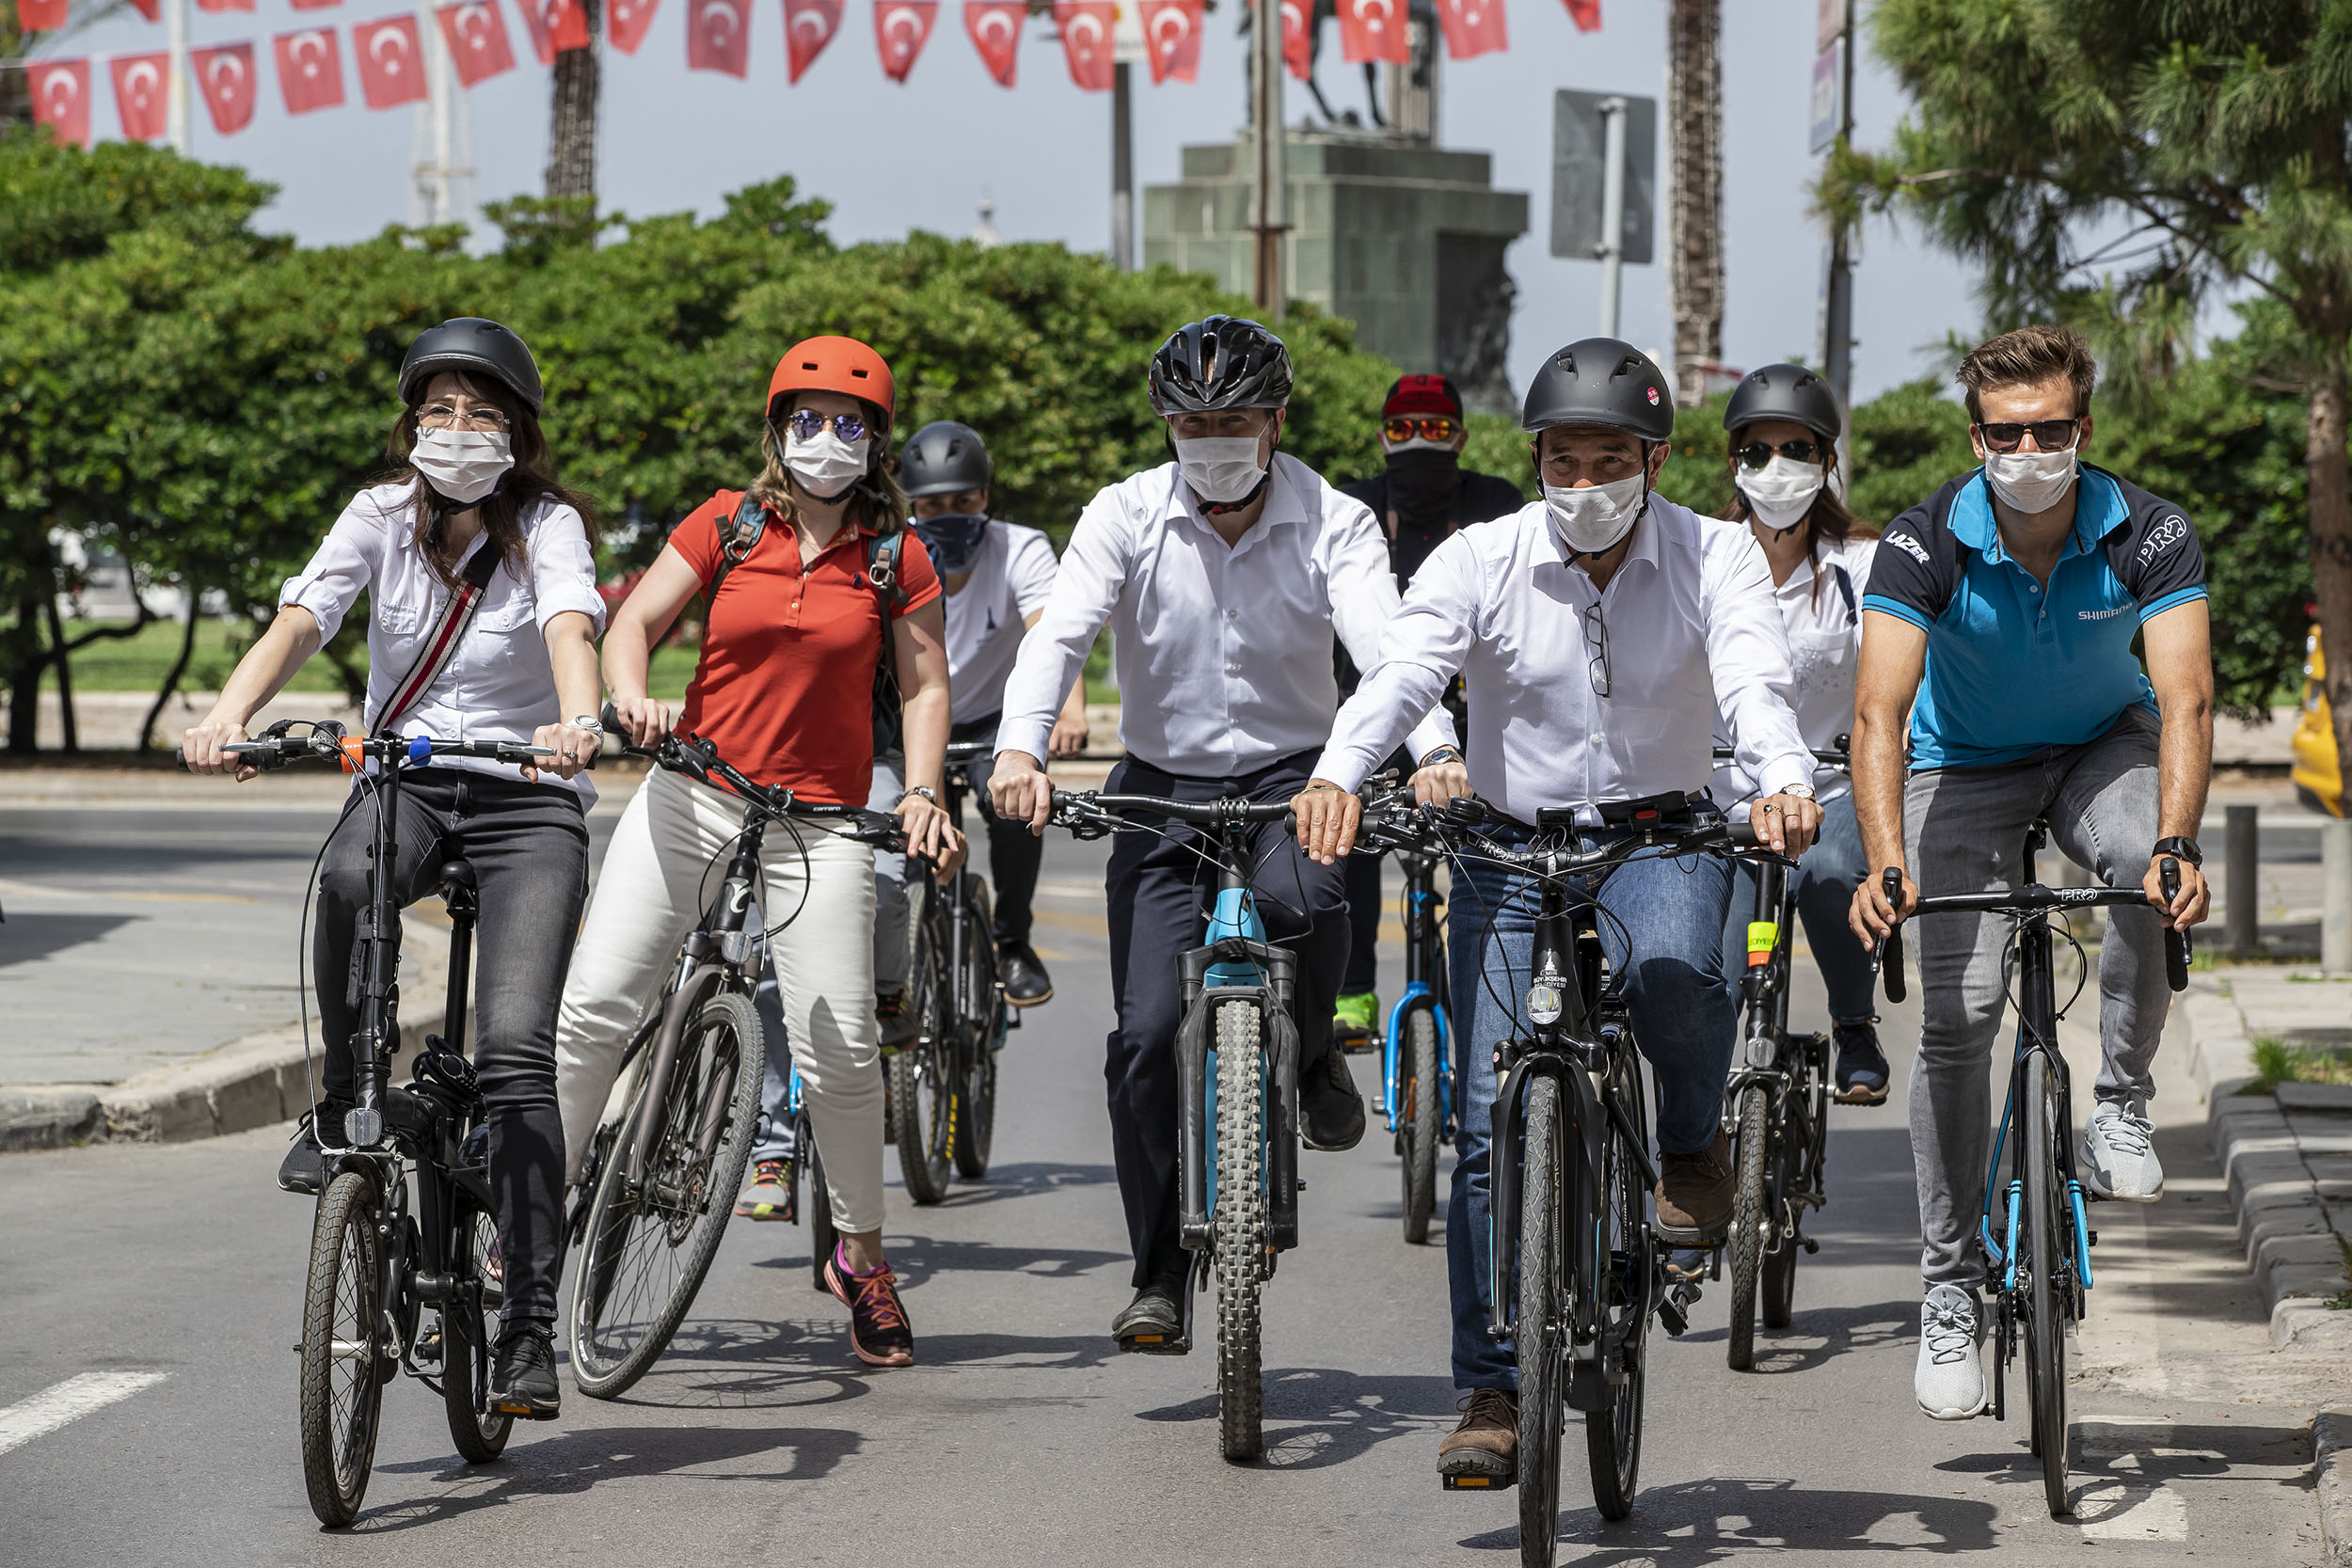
left=997, top=452, right=1454, bottom=777
left=943, top=519, right=1058, bottom=726
left=280, top=482, right=607, bottom=800
left=1313, top=496, right=1811, bottom=826
left=1711, top=536, right=1877, bottom=819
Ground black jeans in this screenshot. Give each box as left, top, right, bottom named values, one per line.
left=949, top=714, right=1043, bottom=949
left=1338, top=747, right=1419, bottom=995
left=313, top=769, right=590, bottom=1324
left=1102, top=750, right=1347, bottom=1287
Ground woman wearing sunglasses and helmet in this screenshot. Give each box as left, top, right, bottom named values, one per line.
left=1709, top=362, right=1891, bottom=1106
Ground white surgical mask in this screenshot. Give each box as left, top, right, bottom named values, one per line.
left=783, top=428, right=871, bottom=499
left=410, top=429, right=514, bottom=505
left=1542, top=472, right=1647, bottom=556
left=1173, top=436, right=1269, bottom=505
left=1983, top=446, right=2079, bottom=515
left=1738, top=455, right=1826, bottom=533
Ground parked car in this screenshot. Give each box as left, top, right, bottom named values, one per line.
left=2293, top=623, right=2344, bottom=816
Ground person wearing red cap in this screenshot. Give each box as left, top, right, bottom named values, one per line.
left=1327, top=374, right=1526, bottom=1048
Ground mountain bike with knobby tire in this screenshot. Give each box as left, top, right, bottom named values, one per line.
left=1873, top=824, right=2191, bottom=1517
left=1357, top=778, right=1459, bottom=1245
left=1048, top=787, right=1303, bottom=1464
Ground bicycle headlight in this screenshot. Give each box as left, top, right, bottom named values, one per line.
left=1527, top=981, right=1564, bottom=1026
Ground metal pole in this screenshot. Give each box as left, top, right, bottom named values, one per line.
left=431, top=8, right=453, bottom=224
left=2324, top=817, right=2352, bottom=976
left=166, top=0, right=190, bottom=153
left=1111, top=62, right=1135, bottom=270
left=1250, top=0, right=1285, bottom=317
left=2224, top=803, right=2261, bottom=958
left=1597, top=96, right=1627, bottom=339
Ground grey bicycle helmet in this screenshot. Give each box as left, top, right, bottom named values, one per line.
left=899, top=421, right=993, bottom=498
left=1724, top=362, right=1842, bottom=441
left=398, top=318, right=544, bottom=416
left=1519, top=337, right=1674, bottom=442
left=1147, top=315, right=1294, bottom=416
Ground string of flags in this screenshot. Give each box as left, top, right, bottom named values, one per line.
left=14, top=0, right=1603, bottom=149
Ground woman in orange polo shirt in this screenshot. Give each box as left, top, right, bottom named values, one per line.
left=554, top=337, right=957, bottom=1370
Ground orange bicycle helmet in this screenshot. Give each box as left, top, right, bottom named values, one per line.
left=767, top=336, right=896, bottom=425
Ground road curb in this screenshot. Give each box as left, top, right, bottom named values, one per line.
left=2317, top=1408, right=2352, bottom=1568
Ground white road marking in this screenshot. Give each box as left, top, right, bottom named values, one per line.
left=0, top=1372, right=169, bottom=1459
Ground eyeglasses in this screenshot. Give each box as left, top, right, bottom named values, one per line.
left=1581, top=601, right=1611, bottom=699
left=782, top=409, right=868, bottom=444
left=1383, top=416, right=1460, bottom=444
left=1974, top=419, right=2081, bottom=453
left=419, top=403, right=512, bottom=432
left=1734, top=438, right=1824, bottom=470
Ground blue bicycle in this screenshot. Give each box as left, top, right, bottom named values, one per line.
left=1358, top=781, right=1458, bottom=1244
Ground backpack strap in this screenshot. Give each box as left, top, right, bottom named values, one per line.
left=866, top=531, right=909, bottom=754
left=1830, top=562, right=1856, bottom=627
left=373, top=541, right=502, bottom=737
left=702, top=495, right=768, bottom=604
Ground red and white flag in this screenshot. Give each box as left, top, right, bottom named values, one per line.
left=516, top=0, right=592, bottom=62
left=1335, top=0, right=1406, bottom=63
left=355, top=16, right=430, bottom=109
left=962, top=0, right=1022, bottom=88
left=1561, top=0, right=1599, bottom=31
left=195, top=0, right=255, bottom=11
left=28, top=59, right=90, bottom=148
left=437, top=3, right=519, bottom=86
left=1137, top=0, right=1200, bottom=84
left=126, top=0, right=161, bottom=19
left=1278, top=0, right=1311, bottom=78
left=686, top=0, right=751, bottom=75
left=1053, top=0, right=1113, bottom=91
left=191, top=42, right=258, bottom=135
left=609, top=0, right=660, bottom=52
left=1434, top=0, right=1503, bottom=58
left=274, top=28, right=345, bottom=115
left=782, top=0, right=842, bottom=83
left=109, top=52, right=171, bottom=140
left=289, top=0, right=341, bottom=9
left=874, top=0, right=937, bottom=83
left=20, top=0, right=70, bottom=29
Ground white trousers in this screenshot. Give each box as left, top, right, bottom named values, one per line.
left=554, top=767, right=885, bottom=1232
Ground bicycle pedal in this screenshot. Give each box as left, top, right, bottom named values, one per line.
left=1117, top=1329, right=1191, bottom=1355
left=1440, top=1466, right=1515, bottom=1491
left=1657, top=1297, right=1689, bottom=1338
left=1802, top=1237, right=1820, bottom=1255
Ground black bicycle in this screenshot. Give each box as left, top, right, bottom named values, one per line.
left=566, top=713, right=904, bottom=1398
left=1875, top=823, right=2190, bottom=1516
left=1356, top=777, right=1455, bottom=1245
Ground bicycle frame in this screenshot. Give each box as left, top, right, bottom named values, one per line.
left=1380, top=844, right=1454, bottom=1137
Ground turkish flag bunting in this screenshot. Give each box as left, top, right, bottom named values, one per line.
left=20, top=0, right=69, bottom=29
left=110, top=52, right=171, bottom=140
left=274, top=29, right=345, bottom=115
left=962, top=0, right=1022, bottom=88
left=516, top=0, right=592, bottom=62
left=355, top=17, right=430, bottom=109
left=1434, top=0, right=1503, bottom=58
left=289, top=0, right=341, bottom=9
left=874, top=0, right=937, bottom=83
left=195, top=0, right=255, bottom=11
left=609, top=0, right=660, bottom=52
left=1335, top=0, right=1406, bottom=63
left=1562, top=0, right=1600, bottom=32
left=1053, top=0, right=1113, bottom=91
left=126, top=0, right=160, bottom=20
left=1278, top=0, right=1311, bottom=79
left=27, top=59, right=90, bottom=148
left=782, top=0, right=843, bottom=83
left=437, top=3, right=519, bottom=86
left=686, top=0, right=751, bottom=75
left=1137, top=0, right=1200, bottom=84
left=191, top=42, right=258, bottom=135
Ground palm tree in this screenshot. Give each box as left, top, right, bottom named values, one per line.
left=546, top=0, right=599, bottom=199
left=1666, top=0, right=1723, bottom=406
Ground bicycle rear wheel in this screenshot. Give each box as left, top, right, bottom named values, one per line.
left=1515, top=1074, right=1566, bottom=1568
left=890, top=928, right=955, bottom=1204
left=803, top=1108, right=838, bottom=1291
left=299, top=1170, right=386, bottom=1528
left=442, top=1202, right=513, bottom=1463
left=2022, top=1052, right=2072, bottom=1515
left=568, top=990, right=765, bottom=1400
left=1762, top=1040, right=1825, bottom=1330
left=1725, top=1085, right=1770, bottom=1371
left=1213, top=999, right=1268, bottom=1463
left=952, top=879, right=1001, bottom=1180
left=1585, top=1059, right=1650, bottom=1521
left=1399, top=1006, right=1442, bottom=1244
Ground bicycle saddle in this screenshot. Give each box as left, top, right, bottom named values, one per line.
left=437, top=859, right=476, bottom=894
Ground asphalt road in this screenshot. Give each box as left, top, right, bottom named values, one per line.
left=0, top=820, right=2336, bottom=1565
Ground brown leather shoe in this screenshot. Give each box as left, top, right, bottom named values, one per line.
left=1437, top=1387, right=1517, bottom=1486
left=1655, top=1131, right=1734, bottom=1243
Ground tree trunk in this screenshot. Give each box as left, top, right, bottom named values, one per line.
left=2310, top=349, right=2352, bottom=813
left=544, top=0, right=601, bottom=200
left=40, top=571, right=76, bottom=752
left=1666, top=0, right=1724, bottom=406
left=141, top=587, right=202, bottom=752
left=6, top=595, right=42, bottom=754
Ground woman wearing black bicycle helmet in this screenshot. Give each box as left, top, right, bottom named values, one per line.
left=183, top=317, right=606, bottom=1420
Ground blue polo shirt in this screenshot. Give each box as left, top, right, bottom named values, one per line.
left=1862, top=464, right=2207, bottom=768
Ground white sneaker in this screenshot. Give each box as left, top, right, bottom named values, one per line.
left=2080, top=1098, right=2163, bottom=1202
left=1914, top=1285, right=1987, bottom=1420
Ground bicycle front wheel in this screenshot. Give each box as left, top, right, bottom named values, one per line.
left=441, top=1201, right=513, bottom=1463
left=2022, top=1052, right=2072, bottom=1515
left=1514, top=1073, right=1566, bottom=1567
left=891, top=928, right=955, bottom=1204
left=1399, top=1006, right=1442, bottom=1244
left=1584, top=1059, right=1650, bottom=1521
left=1213, top=999, right=1268, bottom=1463
left=951, top=878, right=1001, bottom=1180
left=299, top=1170, right=386, bottom=1528
left=1725, top=1085, right=1770, bottom=1371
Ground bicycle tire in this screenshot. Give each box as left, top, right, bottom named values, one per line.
left=1515, top=1074, right=1566, bottom=1567
left=2022, top=1052, right=2072, bottom=1515
left=299, top=1170, right=386, bottom=1528
left=568, top=990, right=765, bottom=1401
left=1400, top=1006, right=1442, bottom=1244
left=891, top=929, right=955, bottom=1204
left=952, top=879, right=1001, bottom=1180
left=1761, top=1052, right=1820, bottom=1330
left=1725, top=1085, right=1770, bottom=1371
left=1585, top=1058, right=1649, bottom=1522
left=442, top=1202, right=513, bottom=1463
left=1213, top=999, right=1267, bottom=1464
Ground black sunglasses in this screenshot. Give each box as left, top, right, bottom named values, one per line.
left=1734, top=438, right=1825, bottom=470
left=1974, top=419, right=2080, bottom=453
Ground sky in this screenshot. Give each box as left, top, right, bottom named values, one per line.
left=46, top=0, right=1986, bottom=405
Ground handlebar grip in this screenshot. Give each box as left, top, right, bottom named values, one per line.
left=1878, top=865, right=1908, bottom=1005
left=600, top=701, right=625, bottom=733
left=1727, top=821, right=1760, bottom=849
left=1443, top=797, right=1486, bottom=826
left=2160, top=857, right=2190, bottom=992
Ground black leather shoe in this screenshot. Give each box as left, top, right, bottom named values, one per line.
left=1299, top=1047, right=1367, bottom=1152
left=490, top=1322, right=561, bottom=1419
left=1833, top=1021, right=1892, bottom=1105
left=1111, top=1277, right=1189, bottom=1354
left=998, top=942, right=1053, bottom=1006
left=277, top=1101, right=351, bottom=1196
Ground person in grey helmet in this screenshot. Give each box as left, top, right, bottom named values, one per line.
left=1708, top=363, right=1890, bottom=1103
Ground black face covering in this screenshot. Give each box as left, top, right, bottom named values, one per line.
left=1386, top=446, right=1464, bottom=530
left=912, top=513, right=990, bottom=574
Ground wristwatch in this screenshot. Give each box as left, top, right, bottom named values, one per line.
left=1420, top=747, right=1465, bottom=768
left=1782, top=783, right=1816, bottom=801
left=898, top=785, right=940, bottom=807
left=2152, top=835, right=2203, bottom=867
left=571, top=714, right=604, bottom=733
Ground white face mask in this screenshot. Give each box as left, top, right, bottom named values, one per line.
left=1173, top=436, right=1269, bottom=505
left=783, top=428, right=871, bottom=499
left=1983, top=446, right=2079, bottom=514
left=1738, top=455, right=1826, bottom=534
left=411, top=429, right=514, bottom=505
left=1542, top=472, right=1647, bottom=556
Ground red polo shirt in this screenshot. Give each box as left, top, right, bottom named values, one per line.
left=668, top=490, right=940, bottom=803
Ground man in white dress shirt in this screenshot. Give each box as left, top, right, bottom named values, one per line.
left=1291, top=339, right=1820, bottom=1484
left=993, top=316, right=1457, bottom=1348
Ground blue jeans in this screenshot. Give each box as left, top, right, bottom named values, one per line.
left=1445, top=831, right=1736, bottom=1391
left=1717, top=792, right=1877, bottom=1027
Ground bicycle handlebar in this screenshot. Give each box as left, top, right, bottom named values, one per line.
left=597, top=704, right=904, bottom=847
left=1875, top=859, right=2191, bottom=1005
left=1709, top=744, right=1853, bottom=768
left=943, top=738, right=997, bottom=763
left=176, top=721, right=570, bottom=773
left=1047, top=789, right=1295, bottom=837
left=1355, top=789, right=1759, bottom=876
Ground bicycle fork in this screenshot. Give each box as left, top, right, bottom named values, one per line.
left=1174, top=940, right=1301, bottom=1254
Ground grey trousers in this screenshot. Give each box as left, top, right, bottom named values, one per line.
left=1904, top=705, right=2169, bottom=1289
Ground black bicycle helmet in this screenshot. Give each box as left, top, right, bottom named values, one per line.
left=1519, top=337, right=1674, bottom=442
left=899, top=420, right=993, bottom=498
left=1723, top=361, right=1842, bottom=441
left=1147, top=315, right=1294, bottom=415
left=398, top=318, right=545, bottom=416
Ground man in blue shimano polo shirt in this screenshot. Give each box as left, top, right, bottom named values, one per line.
left=1845, top=325, right=2213, bottom=1424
